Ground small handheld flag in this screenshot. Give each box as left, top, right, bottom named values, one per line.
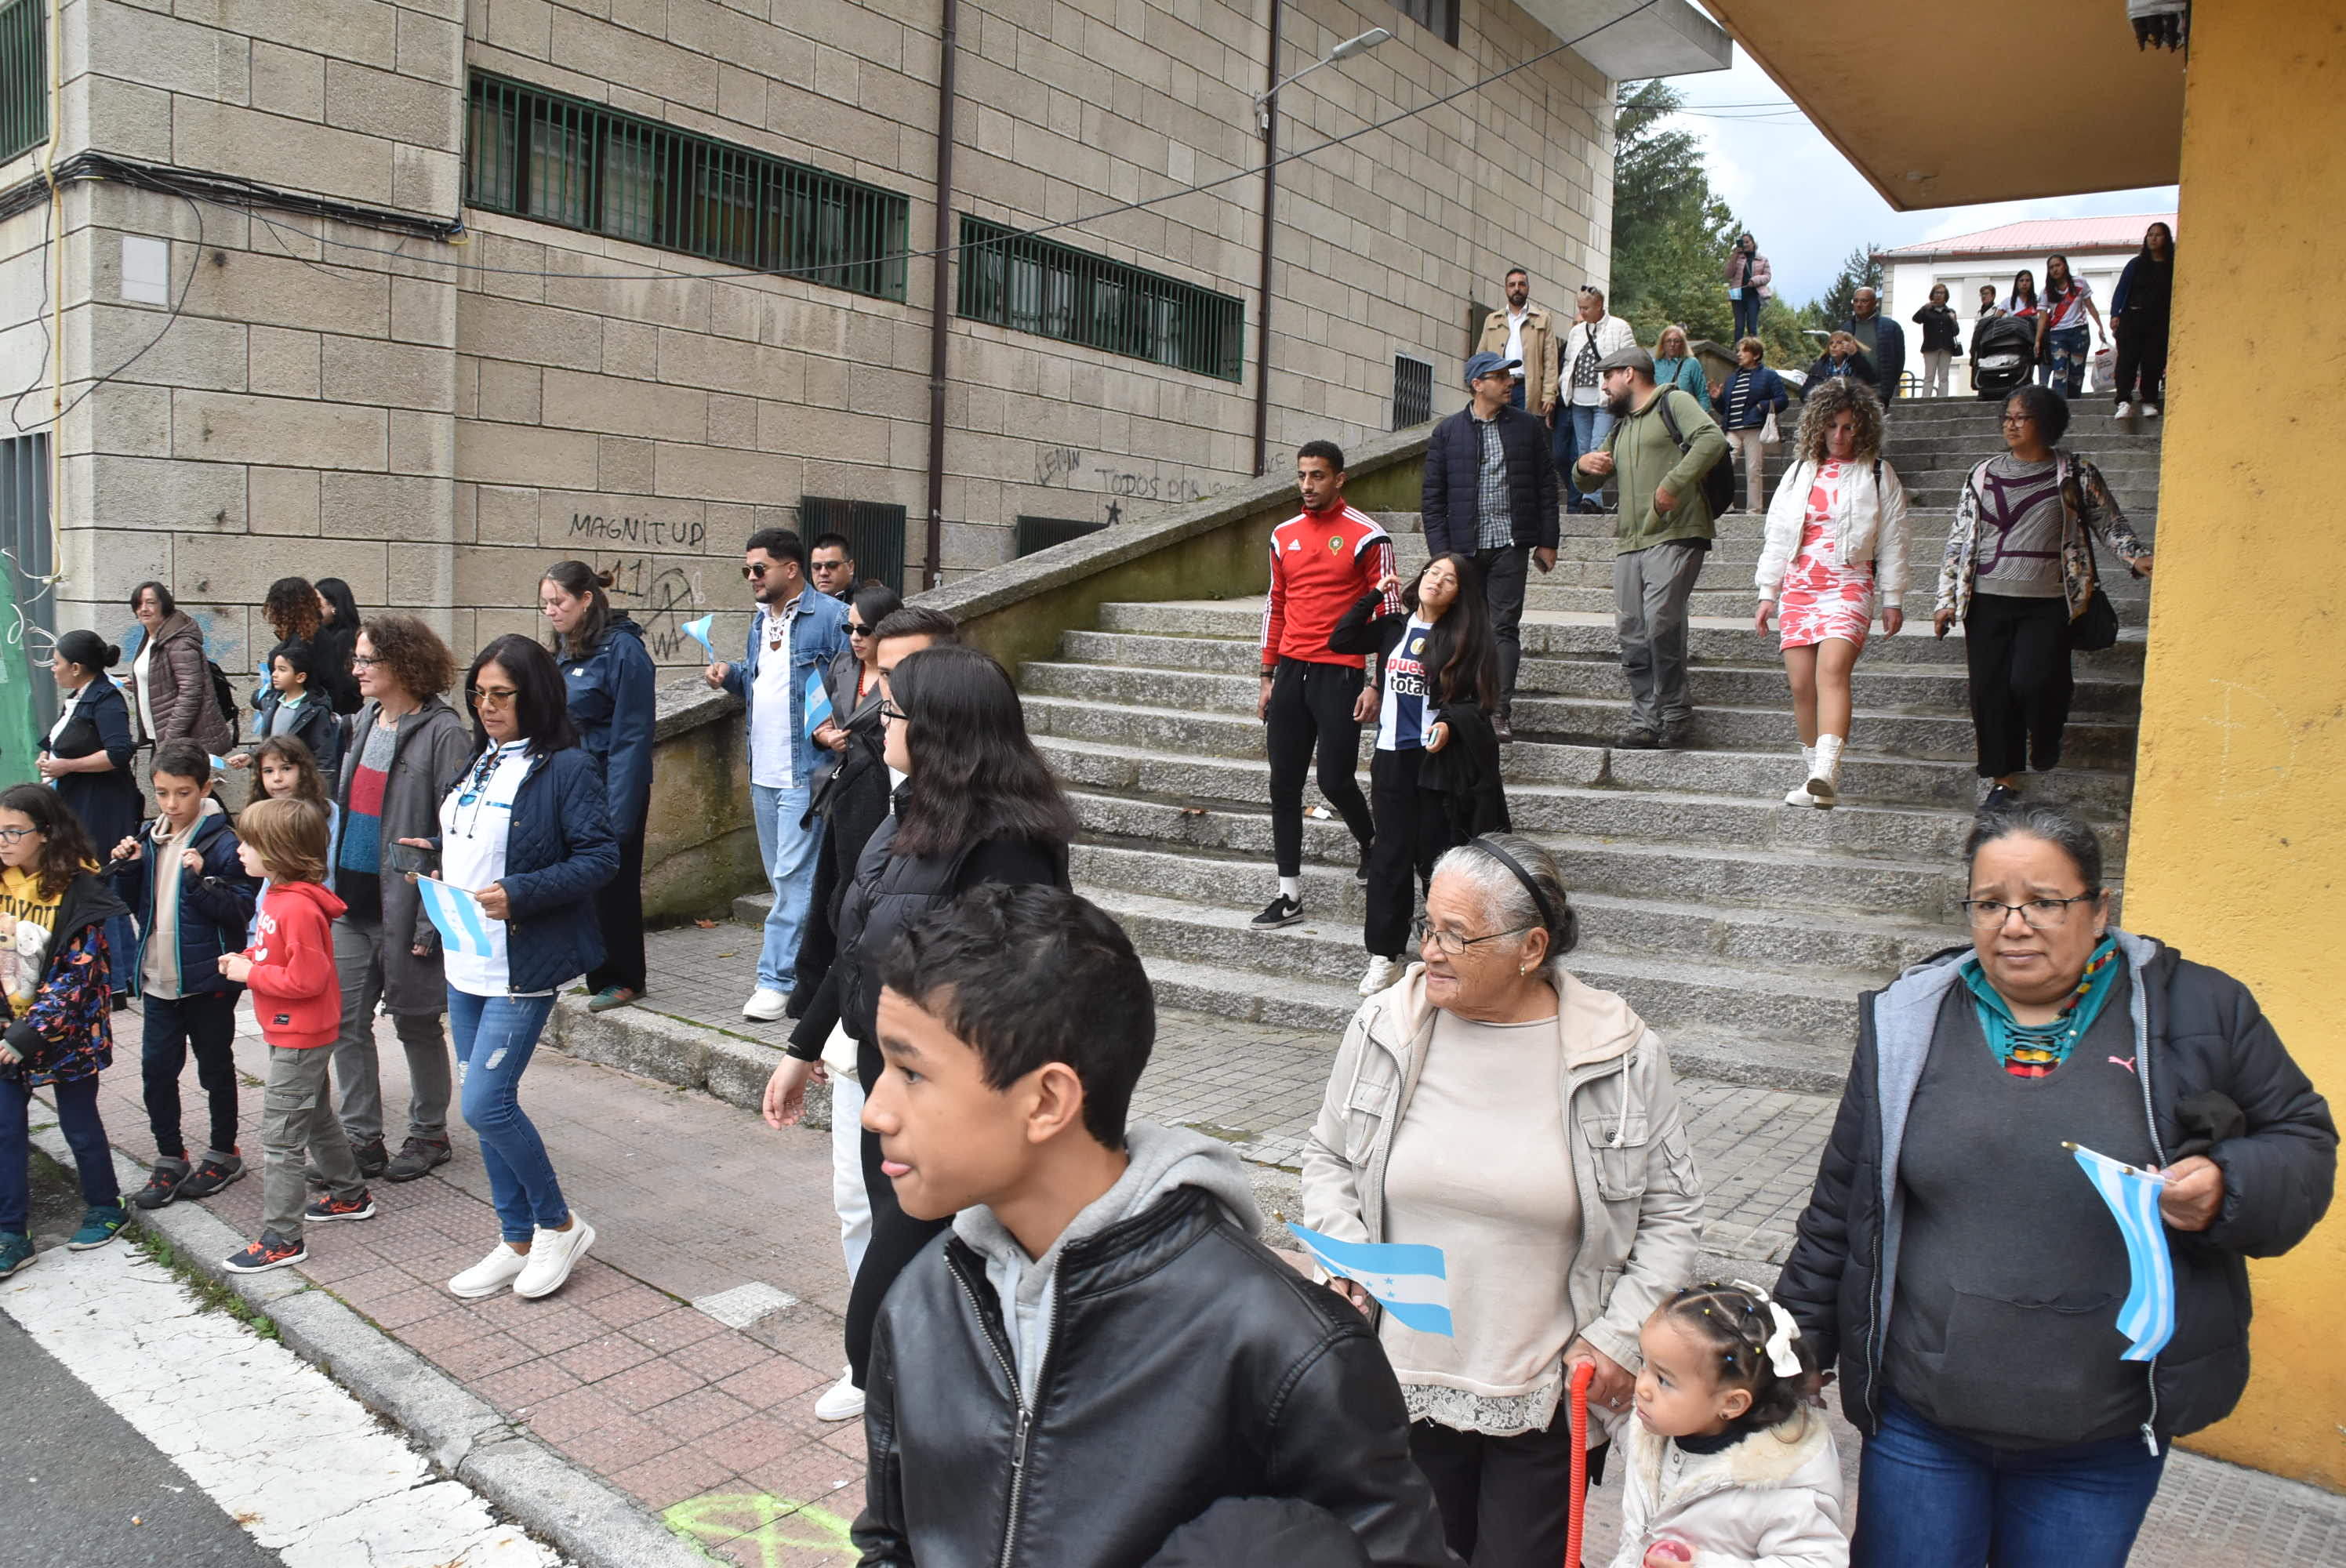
left=209, top=753, right=231, bottom=773
left=1286, top=1222, right=1452, bottom=1336
left=804, top=669, right=834, bottom=733
left=681, top=613, right=716, bottom=662
left=416, top=877, right=499, bottom=960
left=2067, top=1142, right=2175, bottom=1362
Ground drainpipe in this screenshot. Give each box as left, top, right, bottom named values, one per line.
left=921, top=0, right=960, bottom=590
left=1250, top=0, right=1283, bottom=477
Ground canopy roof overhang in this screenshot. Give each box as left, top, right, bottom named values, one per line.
left=1539, top=0, right=1733, bottom=82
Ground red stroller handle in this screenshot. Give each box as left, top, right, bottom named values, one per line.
left=1564, top=1359, right=1596, bottom=1567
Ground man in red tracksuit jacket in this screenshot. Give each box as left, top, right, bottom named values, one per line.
left=1253, top=441, right=1400, bottom=930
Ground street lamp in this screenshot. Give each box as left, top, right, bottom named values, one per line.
left=1254, top=27, right=1392, bottom=129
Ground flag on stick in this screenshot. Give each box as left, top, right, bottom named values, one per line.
left=681, top=614, right=716, bottom=662
left=2067, top=1142, right=2175, bottom=1362
left=1286, top=1222, right=1452, bottom=1336
left=416, top=877, right=498, bottom=960
left=804, top=669, right=833, bottom=732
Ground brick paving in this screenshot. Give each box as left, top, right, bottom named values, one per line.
left=31, top=967, right=2346, bottom=1566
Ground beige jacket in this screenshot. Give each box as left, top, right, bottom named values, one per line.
left=1478, top=303, right=1561, bottom=412
left=1299, top=964, right=1705, bottom=1378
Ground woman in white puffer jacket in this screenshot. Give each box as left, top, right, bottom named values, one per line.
left=1752, top=381, right=1909, bottom=811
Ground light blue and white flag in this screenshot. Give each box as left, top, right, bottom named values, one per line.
left=416, top=877, right=498, bottom=960
left=804, top=668, right=833, bottom=733
left=2068, top=1142, right=2175, bottom=1362
left=1287, top=1222, right=1451, bottom=1337
left=209, top=753, right=231, bottom=774
left=681, top=613, right=717, bottom=662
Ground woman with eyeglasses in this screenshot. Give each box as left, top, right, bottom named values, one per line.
left=540, top=561, right=656, bottom=1014
left=1301, top=833, right=1702, bottom=1567
left=788, top=583, right=903, bottom=1008
left=1933, top=385, right=2151, bottom=808
left=1775, top=800, right=2335, bottom=1568
left=420, top=634, right=617, bottom=1302
left=764, top=643, right=1077, bottom=1395
left=321, top=615, right=474, bottom=1185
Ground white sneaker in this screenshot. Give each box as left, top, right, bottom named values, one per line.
left=448, top=1242, right=529, bottom=1299
left=2113, top=401, right=2134, bottom=419
left=514, top=1215, right=596, bottom=1299
left=742, top=987, right=789, bottom=1022
left=2140, top=402, right=2159, bottom=417
left=815, top=1367, right=865, bottom=1422
left=1357, top=956, right=1401, bottom=996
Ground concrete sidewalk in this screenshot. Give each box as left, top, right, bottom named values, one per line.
left=38, top=946, right=2346, bottom=1566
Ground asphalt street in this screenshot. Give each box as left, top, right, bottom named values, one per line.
left=0, top=1154, right=281, bottom=1568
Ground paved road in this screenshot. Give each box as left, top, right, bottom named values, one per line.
left=0, top=1159, right=281, bottom=1568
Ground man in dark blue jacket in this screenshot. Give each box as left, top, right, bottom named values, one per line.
left=1847, top=286, right=1905, bottom=404
left=1420, top=351, right=1558, bottom=740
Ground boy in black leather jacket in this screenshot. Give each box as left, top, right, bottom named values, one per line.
left=852, top=884, right=1456, bottom=1568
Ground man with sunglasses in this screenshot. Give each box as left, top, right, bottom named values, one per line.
left=704, top=528, right=851, bottom=1020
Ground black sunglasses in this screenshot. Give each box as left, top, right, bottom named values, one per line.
left=848, top=622, right=873, bottom=637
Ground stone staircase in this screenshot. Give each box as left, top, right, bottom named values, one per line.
left=735, top=398, right=2161, bottom=1095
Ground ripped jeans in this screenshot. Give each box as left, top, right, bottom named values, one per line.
left=446, top=989, right=567, bottom=1244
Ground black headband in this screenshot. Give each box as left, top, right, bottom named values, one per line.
left=1468, top=837, right=1561, bottom=938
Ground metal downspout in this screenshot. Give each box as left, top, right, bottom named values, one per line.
left=1250, top=0, right=1283, bottom=477
left=921, top=0, right=960, bottom=590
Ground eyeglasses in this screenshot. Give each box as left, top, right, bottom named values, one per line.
left=1959, top=894, right=2098, bottom=931
left=468, top=684, right=520, bottom=709
left=2000, top=414, right=2036, bottom=426
left=351, top=655, right=381, bottom=669
left=742, top=562, right=772, bottom=579
left=878, top=699, right=906, bottom=722
left=1412, top=918, right=1535, bottom=956
left=0, top=826, right=33, bottom=844
left=848, top=623, right=873, bottom=637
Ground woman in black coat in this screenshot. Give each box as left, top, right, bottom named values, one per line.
left=789, top=583, right=902, bottom=1006
left=762, top=644, right=1077, bottom=1394
left=1774, top=800, right=2334, bottom=1568
left=36, top=631, right=143, bottom=1003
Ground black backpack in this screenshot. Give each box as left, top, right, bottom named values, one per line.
left=207, top=660, right=240, bottom=745
left=1653, top=388, right=1736, bottom=520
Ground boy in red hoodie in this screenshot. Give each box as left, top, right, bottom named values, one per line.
left=219, top=799, right=372, bottom=1273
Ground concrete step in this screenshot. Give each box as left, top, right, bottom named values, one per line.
left=1509, top=691, right=2136, bottom=765
left=1049, top=633, right=2139, bottom=717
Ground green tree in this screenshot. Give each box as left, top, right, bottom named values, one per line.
left=1608, top=81, right=1740, bottom=350
left=1816, top=242, right=1884, bottom=330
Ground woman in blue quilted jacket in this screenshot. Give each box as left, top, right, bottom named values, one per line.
left=412, top=634, right=617, bottom=1304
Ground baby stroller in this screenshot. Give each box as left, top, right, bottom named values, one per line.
left=1970, top=314, right=2036, bottom=399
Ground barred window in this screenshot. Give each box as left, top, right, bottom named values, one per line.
left=1388, top=0, right=1458, bottom=48
left=465, top=73, right=910, bottom=302
left=801, top=498, right=908, bottom=593
left=0, top=0, right=45, bottom=165
left=1393, top=354, right=1433, bottom=429
left=957, top=216, right=1244, bottom=382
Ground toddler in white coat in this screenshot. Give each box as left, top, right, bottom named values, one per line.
left=1610, top=1280, right=1849, bottom=1568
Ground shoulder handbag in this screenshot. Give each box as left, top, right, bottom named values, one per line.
left=2057, top=454, right=2120, bottom=652
left=1654, top=390, right=1736, bottom=519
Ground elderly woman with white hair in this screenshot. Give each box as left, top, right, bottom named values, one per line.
left=1302, top=833, right=1704, bottom=1568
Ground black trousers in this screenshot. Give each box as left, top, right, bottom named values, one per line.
left=141, top=990, right=242, bottom=1160
left=792, top=837, right=840, bottom=1004
left=2112, top=314, right=2169, bottom=405
left=1407, top=1416, right=1606, bottom=1568
left=1364, top=747, right=1456, bottom=959
left=1472, top=546, right=1529, bottom=716
left=586, top=821, right=647, bottom=995
left=1266, top=658, right=1371, bottom=879
left=1964, top=592, right=2074, bottom=778
left=845, top=1114, right=951, bottom=1388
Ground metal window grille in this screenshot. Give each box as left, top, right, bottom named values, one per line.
left=0, top=0, right=45, bottom=165
left=0, top=434, right=53, bottom=716
left=956, top=216, right=1245, bottom=383
left=1014, top=515, right=1107, bottom=557
left=1393, top=354, right=1433, bottom=429
left=1388, top=0, right=1458, bottom=47
left=800, top=498, right=907, bottom=593
left=464, top=73, right=910, bottom=302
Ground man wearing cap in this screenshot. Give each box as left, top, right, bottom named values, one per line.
left=1574, top=346, right=1729, bottom=750
left=1556, top=286, right=1637, bottom=514
left=1422, top=351, right=1558, bottom=740
left=1474, top=267, right=1560, bottom=416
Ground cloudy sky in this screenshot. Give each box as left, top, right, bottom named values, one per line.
left=1663, top=49, right=2177, bottom=304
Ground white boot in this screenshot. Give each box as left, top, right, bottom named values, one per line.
left=1807, top=735, right=1844, bottom=808
left=1783, top=746, right=1818, bottom=808
left=1358, top=955, right=1401, bottom=996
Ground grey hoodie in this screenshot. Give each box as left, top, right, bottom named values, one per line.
left=953, top=1123, right=1265, bottom=1403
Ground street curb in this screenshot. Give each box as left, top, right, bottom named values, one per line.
left=550, top=996, right=834, bottom=1129
left=30, top=1123, right=713, bottom=1568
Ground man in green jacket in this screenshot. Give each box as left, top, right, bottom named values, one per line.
left=1574, top=347, right=1730, bottom=749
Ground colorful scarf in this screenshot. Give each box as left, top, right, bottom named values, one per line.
left=1961, top=936, right=2123, bottom=1079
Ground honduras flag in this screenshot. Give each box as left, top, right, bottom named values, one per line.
left=2068, top=1143, right=2177, bottom=1361
left=681, top=613, right=717, bottom=662
left=416, top=877, right=499, bottom=961
left=804, top=668, right=834, bottom=732
left=1287, top=1222, right=1452, bottom=1336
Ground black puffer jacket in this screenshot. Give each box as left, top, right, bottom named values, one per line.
left=1775, top=932, right=2335, bottom=1445
left=1421, top=402, right=1559, bottom=556
left=852, top=1185, right=1457, bottom=1568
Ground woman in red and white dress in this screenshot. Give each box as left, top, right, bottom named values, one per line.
left=1753, top=379, right=1910, bottom=808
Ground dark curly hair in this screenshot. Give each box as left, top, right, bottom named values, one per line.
left=1658, top=1281, right=1823, bottom=1439
left=358, top=613, right=456, bottom=701
left=263, top=577, right=321, bottom=645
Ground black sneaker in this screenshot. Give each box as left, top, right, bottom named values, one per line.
left=130, top=1157, right=192, bottom=1210
left=1981, top=783, right=2022, bottom=813
left=173, top=1154, right=244, bottom=1200
left=1613, top=729, right=1663, bottom=751
left=1251, top=895, right=1306, bottom=929
left=1657, top=723, right=1694, bottom=750
left=1354, top=846, right=1372, bottom=884
left=352, top=1136, right=389, bottom=1178
left=382, top=1138, right=452, bottom=1183
left=223, top=1231, right=307, bottom=1275
left=305, top=1189, right=378, bottom=1223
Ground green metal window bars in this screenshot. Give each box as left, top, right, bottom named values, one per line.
left=957, top=214, right=1245, bottom=382
left=0, top=0, right=46, bottom=167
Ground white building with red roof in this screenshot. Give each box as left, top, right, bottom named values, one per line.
left=1875, top=212, right=2177, bottom=365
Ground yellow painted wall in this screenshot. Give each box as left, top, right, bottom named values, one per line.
left=2123, top=2, right=2346, bottom=1490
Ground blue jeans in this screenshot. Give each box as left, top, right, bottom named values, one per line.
left=447, top=989, right=565, bottom=1245
left=2042, top=325, right=2092, bottom=397
left=1731, top=290, right=1761, bottom=341
left=1, top=1074, right=118, bottom=1234
left=1853, top=1392, right=2166, bottom=1568
left=1560, top=401, right=1616, bottom=510
left=750, top=782, right=824, bottom=993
